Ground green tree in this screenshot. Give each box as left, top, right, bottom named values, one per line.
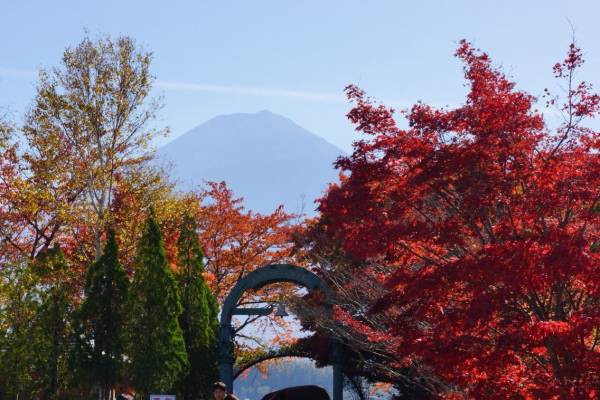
left=0, top=261, right=41, bottom=399
left=0, top=249, right=79, bottom=400
left=127, top=213, right=188, bottom=396
left=175, top=214, right=219, bottom=400
left=31, top=246, right=75, bottom=400
left=74, top=229, right=129, bottom=400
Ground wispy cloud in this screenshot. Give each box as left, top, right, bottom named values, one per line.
left=0, top=67, right=348, bottom=103
left=1, top=66, right=417, bottom=107
left=155, top=79, right=347, bottom=103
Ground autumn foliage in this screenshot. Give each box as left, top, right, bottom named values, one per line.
left=0, top=34, right=300, bottom=399
left=316, top=41, right=600, bottom=398
left=2, top=31, right=599, bottom=400
left=195, top=181, right=296, bottom=301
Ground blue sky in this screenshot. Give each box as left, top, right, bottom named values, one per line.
left=1, top=0, right=599, bottom=152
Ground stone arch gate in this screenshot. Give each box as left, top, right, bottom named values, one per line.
left=219, top=263, right=343, bottom=400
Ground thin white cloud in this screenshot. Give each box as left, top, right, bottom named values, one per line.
left=0, top=67, right=349, bottom=103
left=1, top=66, right=417, bottom=107
left=157, top=79, right=423, bottom=109
left=155, top=79, right=347, bottom=103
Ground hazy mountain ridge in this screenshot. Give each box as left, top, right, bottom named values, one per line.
left=158, top=110, right=346, bottom=215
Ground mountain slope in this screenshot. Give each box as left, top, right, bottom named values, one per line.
left=158, top=110, right=345, bottom=214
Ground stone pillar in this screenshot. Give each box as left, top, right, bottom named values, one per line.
left=331, top=340, right=343, bottom=400
left=218, top=324, right=235, bottom=391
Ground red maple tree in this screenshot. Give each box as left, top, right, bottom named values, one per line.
left=195, top=181, right=297, bottom=302
left=317, top=41, right=600, bottom=398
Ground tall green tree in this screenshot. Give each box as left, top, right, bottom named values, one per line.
left=126, top=213, right=188, bottom=396
left=175, top=214, right=219, bottom=400
left=0, top=249, right=79, bottom=400
left=32, top=246, right=75, bottom=400
left=74, top=229, right=129, bottom=400
left=0, top=261, right=42, bottom=399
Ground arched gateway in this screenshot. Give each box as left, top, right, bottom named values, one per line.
left=219, top=263, right=343, bottom=400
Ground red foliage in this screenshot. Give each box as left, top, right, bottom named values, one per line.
left=319, top=41, right=599, bottom=398
left=196, top=181, right=297, bottom=302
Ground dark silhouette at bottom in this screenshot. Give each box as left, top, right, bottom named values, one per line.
left=261, top=385, right=330, bottom=400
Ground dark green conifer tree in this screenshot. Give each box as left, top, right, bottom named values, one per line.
left=175, top=214, right=219, bottom=400
left=74, top=229, right=129, bottom=400
left=126, top=213, right=188, bottom=396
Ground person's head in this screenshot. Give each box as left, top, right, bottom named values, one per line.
left=213, top=381, right=228, bottom=400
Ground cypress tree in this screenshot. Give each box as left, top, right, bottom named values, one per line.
left=175, top=214, right=219, bottom=400
left=74, top=229, right=129, bottom=400
left=127, top=213, right=188, bottom=396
